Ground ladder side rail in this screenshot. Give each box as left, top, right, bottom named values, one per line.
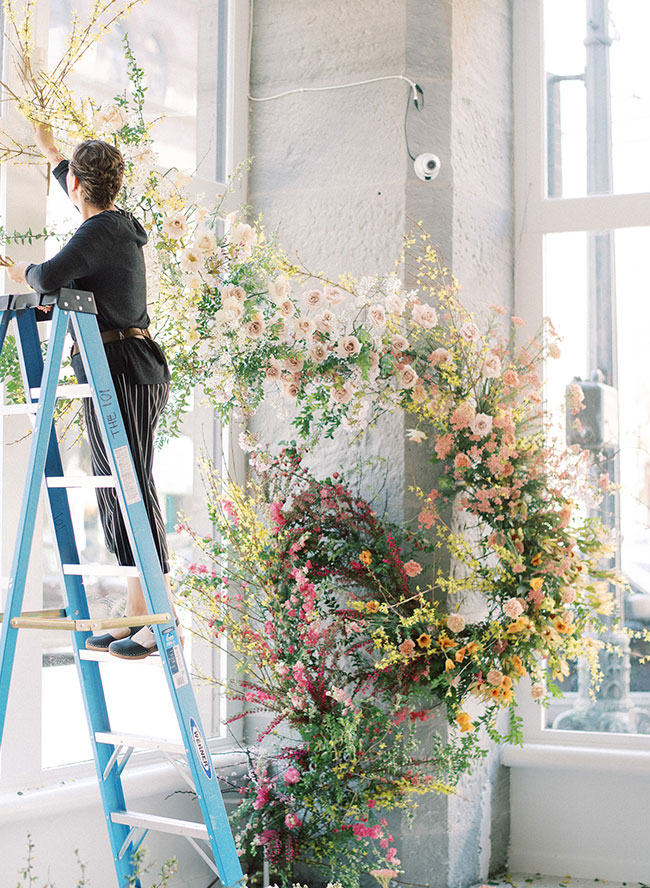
left=0, top=307, right=69, bottom=746
left=72, top=311, right=245, bottom=887
left=0, top=308, right=12, bottom=355
left=13, top=310, right=138, bottom=885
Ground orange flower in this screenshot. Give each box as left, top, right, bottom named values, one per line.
left=506, top=617, right=527, bottom=634
left=489, top=687, right=501, bottom=700
left=438, top=635, right=455, bottom=651
left=466, top=641, right=480, bottom=655
left=512, top=654, right=526, bottom=676
left=530, top=576, right=545, bottom=592
left=417, top=632, right=432, bottom=648
left=455, top=712, right=474, bottom=732
left=553, top=617, right=574, bottom=634
left=455, top=647, right=466, bottom=663
left=531, top=552, right=543, bottom=567
left=445, top=658, right=456, bottom=671
left=359, top=549, right=373, bottom=567
left=366, top=601, right=380, bottom=613
left=501, top=675, right=513, bottom=690
left=501, top=687, right=514, bottom=704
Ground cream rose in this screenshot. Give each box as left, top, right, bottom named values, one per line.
left=316, top=310, right=337, bottom=334
left=180, top=247, right=203, bottom=272
left=302, top=289, right=325, bottom=310
left=391, top=335, right=409, bottom=353
left=368, top=304, right=386, bottom=328
left=279, top=299, right=296, bottom=318
left=281, top=379, right=300, bottom=399
left=503, top=598, right=524, bottom=619
left=530, top=683, right=545, bottom=700
left=481, top=354, right=502, bottom=378
left=412, top=303, right=438, bottom=329
left=297, top=317, right=316, bottom=339
left=308, top=341, right=329, bottom=363
left=246, top=312, right=266, bottom=339
left=460, top=321, right=481, bottom=342
left=283, top=355, right=305, bottom=374
left=221, top=284, right=246, bottom=303
left=385, top=293, right=405, bottom=315
left=470, top=413, right=493, bottom=437
left=336, top=335, right=362, bottom=359
left=324, top=286, right=344, bottom=306
left=92, top=102, right=126, bottom=133
left=398, top=365, right=418, bottom=389
left=265, top=357, right=282, bottom=380
left=330, top=382, right=355, bottom=405
left=162, top=212, right=189, bottom=240
left=269, top=275, right=291, bottom=302
left=487, top=669, right=504, bottom=687
left=193, top=229, right=218, bottom=254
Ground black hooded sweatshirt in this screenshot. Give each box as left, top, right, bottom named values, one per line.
left=25, top=159, right=170, bottom=385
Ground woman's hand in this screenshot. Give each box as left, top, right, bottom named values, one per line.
left=6, top=262, right=29, bottom=284
left=33, top=123, right=65, bottom=165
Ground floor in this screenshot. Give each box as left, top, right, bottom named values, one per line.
left=481, top=876, right=648, bottom=888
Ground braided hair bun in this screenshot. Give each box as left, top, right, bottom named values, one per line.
left=69, top=140, right=125, bottom=210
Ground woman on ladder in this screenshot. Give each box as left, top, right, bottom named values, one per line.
left=7, top=124, right=178, bottom=659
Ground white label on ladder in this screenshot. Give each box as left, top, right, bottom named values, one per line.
left=166, top=641, right=189, bottom=689
left=189, top=717, right=213, bottom=780
left=113, top=446, right=141, bottom=505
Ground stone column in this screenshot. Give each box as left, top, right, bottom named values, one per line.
left=247, top=1, right=514, bottom=883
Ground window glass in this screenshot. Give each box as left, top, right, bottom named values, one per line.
left=40, top=0, right=205, bottom=769
left=544, top=0, right=650, bottom=197
left=542, top=227, right=650, bottom=733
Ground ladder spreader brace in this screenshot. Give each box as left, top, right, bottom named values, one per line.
left=0, top=289, right=244, bottom=888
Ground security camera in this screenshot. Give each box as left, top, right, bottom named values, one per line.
left=413, top=153, right=441, bottom=181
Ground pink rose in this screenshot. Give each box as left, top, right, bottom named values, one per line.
left=470, top=413, right=493, bottom=437
left=285, top=813, right=303, bottom=830
left=283, top=766, right=301, bottom=785
left=404, top=560, right=422, bottom=577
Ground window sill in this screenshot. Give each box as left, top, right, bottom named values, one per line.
left=0, top=746, right=245, bottom=824
left=501, top=741, right=650, bottom=774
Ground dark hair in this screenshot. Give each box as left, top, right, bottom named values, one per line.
left=69, top=140, right=125, bottom=209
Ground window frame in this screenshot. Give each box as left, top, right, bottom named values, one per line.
left=514, top=0, right=650, bottom=749
left=0, top=0, right=251, bottom=792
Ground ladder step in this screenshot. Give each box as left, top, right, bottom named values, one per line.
left=111, top=810, right=208, bottom=840
left=10, top=612, right=171, bottom=632
left=62, top=563, right=140, bottom=577
left=47, top=475, right=116, bottom=488
left=96, top=730, right=185, bottom=754
left=30, top=383, right=92, bottom=399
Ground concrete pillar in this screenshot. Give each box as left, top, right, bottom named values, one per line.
left=247, top=1, right=514, bottom=883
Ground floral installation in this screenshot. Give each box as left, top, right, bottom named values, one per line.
left=176, top=436, right=618, bottom=885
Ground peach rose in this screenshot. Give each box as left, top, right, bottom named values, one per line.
left=336, top=335, right=362, bottom=358
left=403, top=560, right=422, bottom=577
left=447, top=614, right=466, bottom=633
left=412, top=303, right=438, bottom=328
left=398, top=365, right=418, bottom=389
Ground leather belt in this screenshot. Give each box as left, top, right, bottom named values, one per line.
left=70, top=326, right=152, bottom=357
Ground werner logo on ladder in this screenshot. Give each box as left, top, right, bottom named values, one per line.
left=0, top=290, right=244, bottom=887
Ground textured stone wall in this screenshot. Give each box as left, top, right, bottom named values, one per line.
left=247, top=1, right=514, bottom=884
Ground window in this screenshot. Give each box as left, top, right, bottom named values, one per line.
left=515, top=0, right=650, bottom=741
left=0, top=0, right=249, bottom=789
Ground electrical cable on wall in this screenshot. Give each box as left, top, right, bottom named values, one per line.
left=246, top=0, right=440, bottom=181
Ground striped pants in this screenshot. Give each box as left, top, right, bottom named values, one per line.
left=83, top=375, right=171, bottom=573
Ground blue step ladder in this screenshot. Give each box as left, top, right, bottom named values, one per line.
left=0, top=289, right=244, bottom=888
